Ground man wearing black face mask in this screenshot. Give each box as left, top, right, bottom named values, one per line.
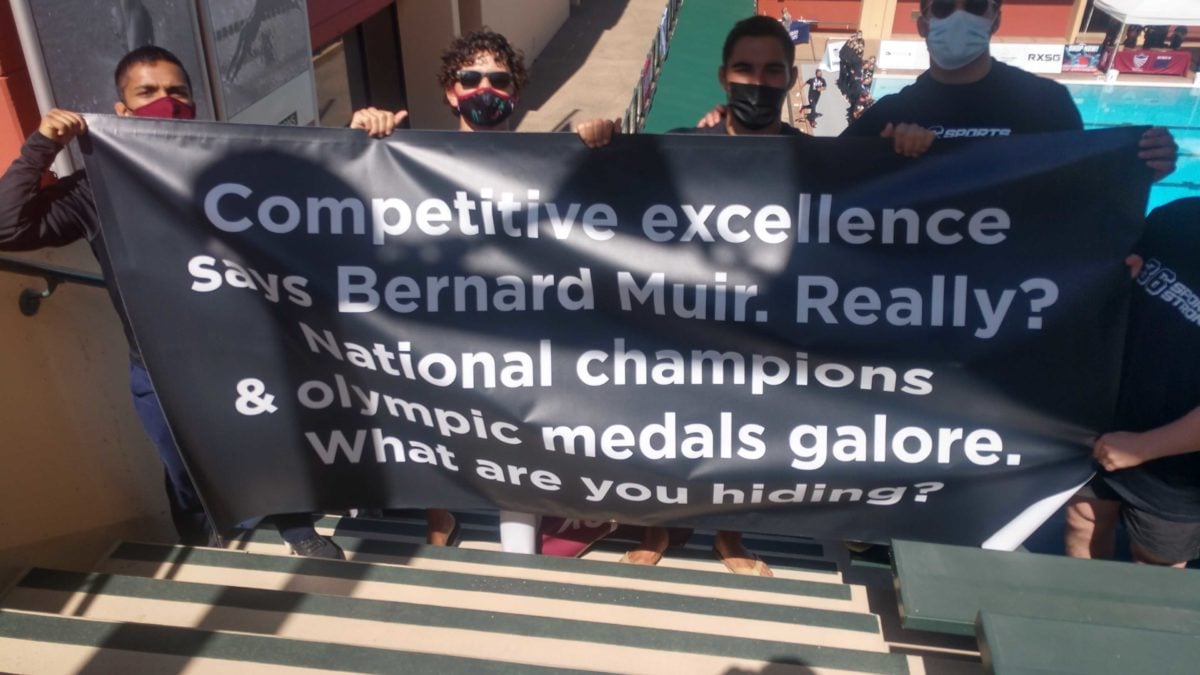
left=659, top=15, right=803, bottom=576
left=0, top=45, right=344, bottom=559
left=576, top=16, right=933, bottom=573
left=841, top=0, right=1177, bottom=179
left=592, top=16, right=810, bottom=577
left=688, top=19, right=933, bottom=155
left=679, top=15, right=802, bottom=138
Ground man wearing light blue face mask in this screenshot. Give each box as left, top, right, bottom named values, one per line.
left=843, top=0, right=1177, bottom=180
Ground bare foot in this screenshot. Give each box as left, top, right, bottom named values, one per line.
left=714, top=530, right=773, bottom=576
left=426, top=508, right=457, bottom=546
left=620, top=526, right=670, bottom=565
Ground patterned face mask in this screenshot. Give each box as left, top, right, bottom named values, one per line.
left=455, top=88, right=516, bottom=128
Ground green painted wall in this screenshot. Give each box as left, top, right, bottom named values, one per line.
left=643, top=0, right=755, bottom=133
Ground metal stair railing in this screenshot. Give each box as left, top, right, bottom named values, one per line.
left=0, top=253, right=104, bottom=316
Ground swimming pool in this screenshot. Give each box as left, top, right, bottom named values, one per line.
left=873, top=76, right=1200, bottom=212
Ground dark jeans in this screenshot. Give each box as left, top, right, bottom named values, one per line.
left=130, top=363, right=319, bottom=547
left=129, top=361, right=213, bottom=544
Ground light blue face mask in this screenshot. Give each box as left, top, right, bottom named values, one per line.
left=926, top=10, right=994, bottom=70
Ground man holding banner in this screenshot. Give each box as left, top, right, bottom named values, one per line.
left=1066, top=198, right=1200, bottom=567
left=581, top=16, right=933, bottom=575
left=0, top=45, right=342, bottom=559
left=841, top=0, right=1177, bottom=179
left=349, top=29, right=544, bottom=554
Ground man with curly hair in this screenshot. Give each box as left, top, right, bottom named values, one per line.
left=351, top=29, right=528, bottom=136
left=350, top=30, right=540, bottom=553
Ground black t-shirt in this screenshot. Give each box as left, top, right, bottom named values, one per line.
left=1102, top=198, right=1200, bottom=520
left=805, top=77, right=826, bottom=95
left=669, top=122, right=803, bottom=136
left=842, top=59, right=1083, bottom=139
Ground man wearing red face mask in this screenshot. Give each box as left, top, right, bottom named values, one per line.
left=0, top=45, right=344, bottom=559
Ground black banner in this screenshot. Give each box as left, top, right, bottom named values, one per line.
left=82, top=117, right=1151, bottom=546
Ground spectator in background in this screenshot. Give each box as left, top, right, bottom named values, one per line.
left=1170, top=26, right=1187, bottom=51
left=1124, top=24, right=1143, bottom=49
left=837, top=33, right=863, bottom=100
left=1142, top=25, right=1168, bottom=50
left=802, top=68, right=826, bottom=112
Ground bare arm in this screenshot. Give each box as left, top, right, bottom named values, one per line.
left=1094, top=407, right=1200, bottom=472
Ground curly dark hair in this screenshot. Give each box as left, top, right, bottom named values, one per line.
left=437, top=29, right=529, bottom=95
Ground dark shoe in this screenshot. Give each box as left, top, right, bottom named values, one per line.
left=287, top=534, right=346, bottom=560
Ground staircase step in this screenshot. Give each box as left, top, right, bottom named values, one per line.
left=0, top=608, right=586, bottom=674
left=234, top=513, right=844, bottom=582
left=223, top=526, right=849, bottom=597
left=102, top=541, right=870, bottom=627
left=3, top=568, right=909, bottom=673
left=324, top=512, right=830, bottom=559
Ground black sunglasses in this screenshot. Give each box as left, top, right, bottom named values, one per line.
left=926, top=0, right=994, bottom=19
left=456, top=70, right=514, bottom=89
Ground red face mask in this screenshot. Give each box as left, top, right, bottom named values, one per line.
left=130, top=96, right=196, bottom=120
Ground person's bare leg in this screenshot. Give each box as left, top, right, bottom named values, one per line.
left=1064, top=497, right=1119, bottom=559
left=426, top=508, right=457, bottom=546
left=621, top=526, right=669, bottom=565
left=714, top=530, right=772, bottom=576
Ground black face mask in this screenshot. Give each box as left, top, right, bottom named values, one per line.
left=456, top=88, right=516, bottom=128
left=727, top=82, right=786, bottom=130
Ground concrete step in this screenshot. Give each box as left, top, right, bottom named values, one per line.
left=3, top=567, right=913, bottom=674
left=0, top=608, right=580, bottom=674
left=230, top=512, right=846, bottom=582
left=100, top=540, right=872, bottom=634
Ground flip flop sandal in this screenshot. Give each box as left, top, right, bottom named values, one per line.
left=618, top=549, right=664, bottom=566
left=714, top=548, right=770, bottom=576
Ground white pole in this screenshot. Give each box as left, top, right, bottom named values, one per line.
left=8, top=0, right=75, bottom=175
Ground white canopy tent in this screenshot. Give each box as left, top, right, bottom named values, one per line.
left=1087, top=1, right=1200, bottom=75
left=1093, top=1, right=1200, bottom=26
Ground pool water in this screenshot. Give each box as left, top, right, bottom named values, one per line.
left=873, top=76, right=1200, bottom=213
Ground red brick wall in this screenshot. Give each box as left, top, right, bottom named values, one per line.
left=760, top=0, right=862, bottom=26
left=0, top=2, right=41, bottom=168
left=995, top=0, right=1076, bottom=39
left=892, top=0, right=1078, bottom=39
